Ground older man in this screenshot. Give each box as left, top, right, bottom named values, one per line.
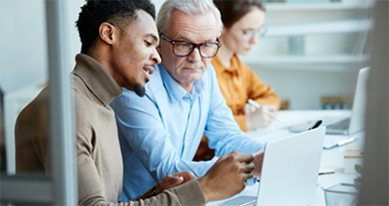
left=15, top=0, right=255, bottom=205
left=111, top=0, right=266, bottom=201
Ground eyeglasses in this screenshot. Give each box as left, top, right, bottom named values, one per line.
left=241, top=25, right=268, bottom=41
left=160, top=33, right=222, bottom=58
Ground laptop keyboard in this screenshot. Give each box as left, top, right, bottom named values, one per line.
left=241, top=200, right=257, bottom=206
left=327, top=118, right=350, bottom=130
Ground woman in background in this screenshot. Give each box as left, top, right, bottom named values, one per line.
left=195, top=0, right=280, bottom=161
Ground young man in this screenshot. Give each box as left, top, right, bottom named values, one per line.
left=15, top=0, right=255, bottom=205
left=111, top=0, right=266, bottom=201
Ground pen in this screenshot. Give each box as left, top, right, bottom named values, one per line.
left=248, top=99, right=261, bottom=109
left=337, top=138, right=355, bottom=146
left=324, top=137, right=356, bottom=149
left=318, top=167, right=335, bottom=175
left=308, top=120, right=322, bottom=130
left=319, top=171, right=335, bottom=175
left=248, top=99, right=279, bottom=122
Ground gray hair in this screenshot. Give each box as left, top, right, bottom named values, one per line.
left=156, top=0, right=223, bottom=35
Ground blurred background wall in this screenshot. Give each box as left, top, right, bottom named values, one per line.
left=0, top=1, right=374, bottom=152
left=0, top=0, right=373, bottom=110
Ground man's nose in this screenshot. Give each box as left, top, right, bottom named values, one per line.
left=187, top=47, right=202, bottom=62
left=151, top=48, right=161, bottom=64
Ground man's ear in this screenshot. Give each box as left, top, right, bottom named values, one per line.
left=99, top=22, right=117, bottom=45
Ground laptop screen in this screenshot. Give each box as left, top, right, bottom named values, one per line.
left=348, top=67, right=369, bottom=134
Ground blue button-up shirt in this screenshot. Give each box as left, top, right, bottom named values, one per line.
left=110, top=63, right=265, bottom=201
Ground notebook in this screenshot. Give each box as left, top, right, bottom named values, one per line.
left=290, top=67, right=369, bottom=135
left=221, top=127, right=326, bottom=206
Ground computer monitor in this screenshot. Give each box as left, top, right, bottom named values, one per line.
left=289, top=67, right=369, bottom=135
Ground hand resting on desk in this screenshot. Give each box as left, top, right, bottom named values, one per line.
left=245, top=104, right=277, bottom=130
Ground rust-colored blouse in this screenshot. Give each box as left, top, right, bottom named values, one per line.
left=213, top=54, right=280, bottom=131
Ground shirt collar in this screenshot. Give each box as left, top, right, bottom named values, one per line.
left=158, top=63, right=206, bottom=103
left=213, top=54, right=240, bottom=76
left=72, top=54, right=122, bottom=107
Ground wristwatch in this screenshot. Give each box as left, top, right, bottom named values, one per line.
left=150, top=185, right=157, bottom=196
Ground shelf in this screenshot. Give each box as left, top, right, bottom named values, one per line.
left=241, top=2, right=373, bottom=73
left=242, top=54, right=370, bottom=64
left=263, top=19, right=373, bottom=37
left=265, top=2, right=375, bottom=11
left=240, top=54, right=370, bottom=72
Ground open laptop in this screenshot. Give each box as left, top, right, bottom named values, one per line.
left=290, top=67, right=369, bottom=135
left=221, top=127, right=326, bottom=206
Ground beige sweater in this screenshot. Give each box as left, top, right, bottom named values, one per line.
left=15, top=54, right=205, bottom=206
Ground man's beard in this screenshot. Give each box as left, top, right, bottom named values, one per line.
left=134, top=78, right=149, bottom=97
left=134, top=83, right=145, bottom=97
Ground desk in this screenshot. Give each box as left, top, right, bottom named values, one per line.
left=207, top=110, right=364, bottom=206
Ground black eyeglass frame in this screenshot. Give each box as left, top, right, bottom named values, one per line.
left=160, top=33, right=222, bottom=58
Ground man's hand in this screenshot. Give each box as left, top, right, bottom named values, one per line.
left=156, top=171, right=197, bottom=194
left=197, top=151, right=255, bottom=202
left=245, top=104, right=277, bottom=130
left=252, top=148, right=265, bottom=177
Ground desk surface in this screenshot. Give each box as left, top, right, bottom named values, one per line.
left=206, top=110, right=363, bottom=206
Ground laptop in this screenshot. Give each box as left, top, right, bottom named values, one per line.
left=290, top=67, right=369, bottom=135
left=221, top=127, right=326, bottom=206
